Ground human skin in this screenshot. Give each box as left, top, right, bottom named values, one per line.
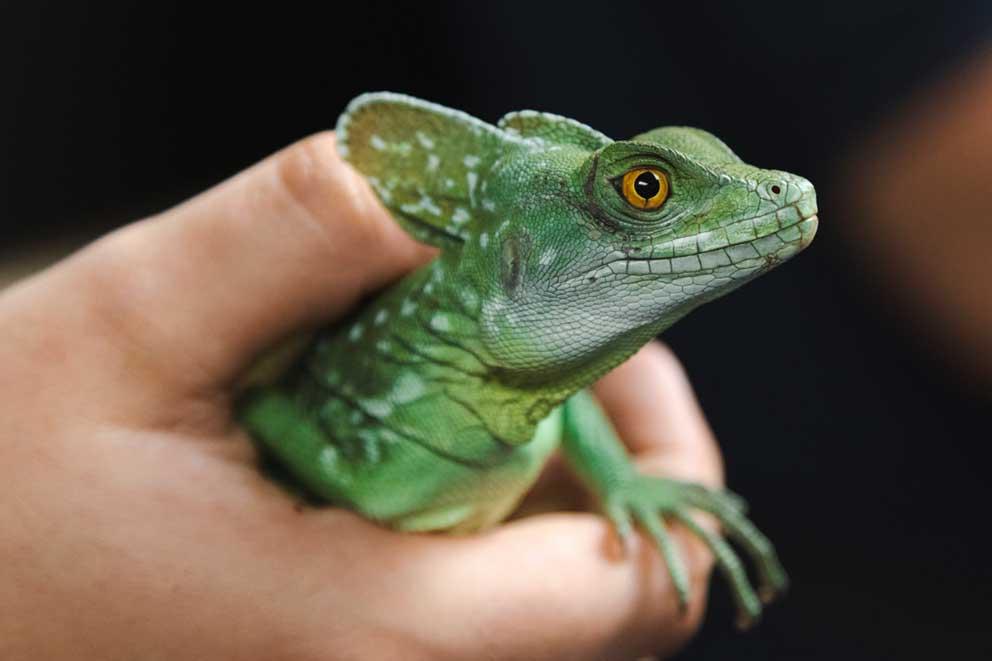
left=0, top=132, right=722, bottom=660
left=847, top=50, right=992, bottom=383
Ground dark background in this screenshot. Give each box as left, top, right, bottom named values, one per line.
left=3, top=2, right=990, bottom=658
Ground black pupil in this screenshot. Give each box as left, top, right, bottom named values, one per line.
left=634, top=171, right=660, bottom=199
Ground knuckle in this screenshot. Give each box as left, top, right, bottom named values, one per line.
left=278, top=131, right=340, bottom=199
left=276, top=132, right=342, bottom=217
left=274, top=132, right=433, bottom=288
left=276, top=131, right=388, bottom=251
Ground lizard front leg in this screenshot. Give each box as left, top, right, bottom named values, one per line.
left=560, top=389, right=788, bottom=628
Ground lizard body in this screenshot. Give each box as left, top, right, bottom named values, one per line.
left=239, top=93, right=817, bottom=625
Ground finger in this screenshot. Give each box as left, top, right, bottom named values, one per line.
left=430, top=514, right=709, bottom=659
left=21, top=132, right=435, bottom=391
left=592, top=342, right=724, bottom=488
left=280, top=511, right=714, bottom=660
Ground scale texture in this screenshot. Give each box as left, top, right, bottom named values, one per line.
left=238, top=92, right=818, bottom=626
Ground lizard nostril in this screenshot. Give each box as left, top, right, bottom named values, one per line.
left=770, top=185, right=782, bottom=195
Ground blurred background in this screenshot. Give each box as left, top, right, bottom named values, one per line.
left=2, top=2, right=990, bottom=658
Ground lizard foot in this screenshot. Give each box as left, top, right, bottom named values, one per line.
left=603, top=475, right=787, bottom=629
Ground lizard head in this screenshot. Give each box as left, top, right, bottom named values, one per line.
left=336, top=94, right=816, bottom=384
left=472, top=123, right=817, bottom=379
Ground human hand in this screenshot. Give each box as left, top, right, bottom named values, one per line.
left=0, top=133, right=722, bottom=660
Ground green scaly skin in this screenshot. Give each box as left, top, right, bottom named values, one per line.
left=238, top=93, right=818, bottom=627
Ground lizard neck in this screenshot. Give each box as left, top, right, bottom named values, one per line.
left=490, top=313, right=684, bottom=424
left=328, top=257, right=545, bottom=447
left=411, top=254, right=700, bottom=439
left=410, top=258, right=555, bottom=444
left=332, top=255, right=691, bottom=447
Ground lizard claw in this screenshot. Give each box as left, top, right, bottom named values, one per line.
left=602, top=474, right=786, bottom=627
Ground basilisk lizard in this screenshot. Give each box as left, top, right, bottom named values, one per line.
left=238, top=92, right=818, bottom=627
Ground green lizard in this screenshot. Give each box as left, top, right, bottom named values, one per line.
left=238, top=92, right=817, bottom=627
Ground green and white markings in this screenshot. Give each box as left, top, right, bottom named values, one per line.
left=236, top=93, right=821, bottom=630
left=336, top=92, right=521, bottom=246
left=498, top=109, right=612, bottom=150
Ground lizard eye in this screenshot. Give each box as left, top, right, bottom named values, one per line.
left=620, top=167, right=669, bottom=210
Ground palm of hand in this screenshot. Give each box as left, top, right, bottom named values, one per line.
left=0, top=134, right=720, bottom=661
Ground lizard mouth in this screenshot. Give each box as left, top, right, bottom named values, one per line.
left=582, top=203, right=817, bottom=283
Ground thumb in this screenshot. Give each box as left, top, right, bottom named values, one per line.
left=22, top=132, right=435, bottom=393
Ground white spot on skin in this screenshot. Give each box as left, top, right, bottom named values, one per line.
left=390, top=371, right=427, bottom=404
left=426, top=154, right=441, bottom=172
left=430, top=314, right=451, bottom=332
left=401, top=299, right=417, bottom=316
left=319, top=445, right=339, bottom=470
left=359, top=432, right=381, bottom=463
left=466, top=172, right=478, bottom=205
left=539, top=248, right=557, bottom=266
left=419, top=194, right=441, bottom=216
left=457, top=286, right=479, bottom=311
left=370, top=134, right=387, bottom=150
left=363, top=399, right=392, bottom=417
left=416, top=131, right=435, bottom=149
left=374, top=309, right=389, bottom=325
left=400, top=194, right=442, bottom=217
left=463, top=154, right=481, bottom=168
left=452, top=207, right=471, bottom=225
left=482, top=198, right=496, bottom=212
left=348, top=323, right=364, bottom=341
left=445, top=178, right=456, bottom=189
left=479, top=232, right=489, bottom=248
